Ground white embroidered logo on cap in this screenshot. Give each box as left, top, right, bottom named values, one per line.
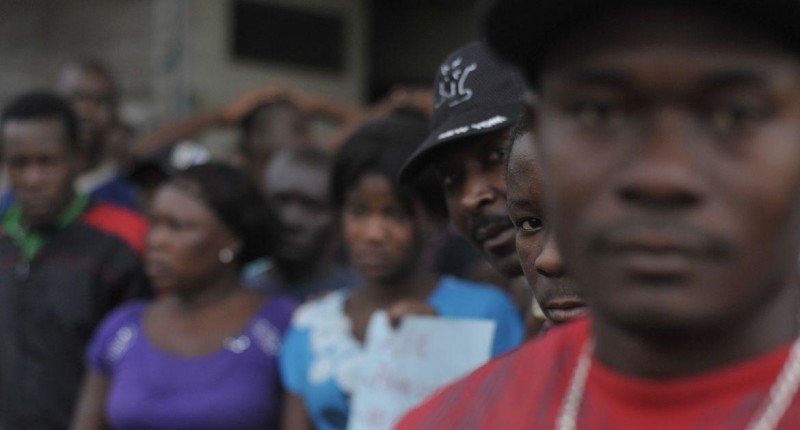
left=435, top=57, right=477, bottom=109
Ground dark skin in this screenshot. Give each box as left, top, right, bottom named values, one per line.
left=2, top=118, right=79, bottom=229
left=262, top=152, right=335, bottom=286
left=57, top=65, right=116, bottom=171
left=243, top=103, right=310, bottom=181
left=282, top=173, right=439, bottom=430
left=506, top=130, right=587, bottom=325
left=434, top=127, right=523, bottom=279
left=341, top=174, right=439, bottom=340
left=71, top=184, right=267, bottom=430
left=532, top=7, right=800, bottom=378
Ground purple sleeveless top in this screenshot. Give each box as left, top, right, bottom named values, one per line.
left=87, top=298, right=297, bottom=430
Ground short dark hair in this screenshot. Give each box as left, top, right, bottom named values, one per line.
left=331, top=113, right=448, bottom=219
left=61, top=58, right=118, bottom=98
left=1, top=91, right=80, bottom=152
left=169, top=162, right=277, bottom=265
left=240, top=98, right=304, bottom=137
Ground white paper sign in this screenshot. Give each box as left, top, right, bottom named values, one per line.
left=347, top=311, right=495, bottom=430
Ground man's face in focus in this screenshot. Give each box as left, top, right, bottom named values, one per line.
left=507, top=130, right=586, bottom=324
left=434, top=127, right=522, bottom=278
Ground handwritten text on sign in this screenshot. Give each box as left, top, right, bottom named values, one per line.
left=348, top=311, right=495, bottom=430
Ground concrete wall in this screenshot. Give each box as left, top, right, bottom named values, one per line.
left=0, top=0, right=368, bottom=135
left=0, top=0, right=156, bottom=124
left=182, top=0, right=367, bottom=111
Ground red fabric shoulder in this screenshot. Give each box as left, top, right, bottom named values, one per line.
left=81, top=203, right=148, bottom=255
left=395, top=318, right=590, bottom=430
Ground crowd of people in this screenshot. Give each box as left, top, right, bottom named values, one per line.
left=4, top=0, right=800, bottom=428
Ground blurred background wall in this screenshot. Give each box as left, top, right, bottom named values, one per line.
left=0, top=0, right=480, bottom=131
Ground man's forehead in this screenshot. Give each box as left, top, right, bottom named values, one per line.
left=507, top=136, right=538, bottom=184
left=539, top=7, right=797, bottom=81
left=3, top=118, right=66, bottom=140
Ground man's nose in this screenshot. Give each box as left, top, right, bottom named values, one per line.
left=20, top=164, right=46, bottom=188
left=362, top=214, right=389, bottom=243
left=536, top=233, right=565, bottom=278
left=457, top=167, right=497, bottom=215
left=616, top=109, right=705, bottom=211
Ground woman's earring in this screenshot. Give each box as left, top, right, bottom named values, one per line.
left=218, top=248, right=235, bottom=264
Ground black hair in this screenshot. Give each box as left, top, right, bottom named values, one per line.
left=1, top=91, right=80, bottom=152
left=169, top=162, right=276, bottom=265
left=61, top=58, right=118, bottom=98
left=331, top=114, right=449, bottom=220
left=240, top=98, right=303, bottom=137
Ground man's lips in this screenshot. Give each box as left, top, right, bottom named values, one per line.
left=608, top=231, right=705, bottom=254
left=601, top=229, right=718, bottom=279
left=544, top=297, right=587, bottom=323
left=351, top=248, right=392, bottom=268
left=144, top=256, right=171, bottom=279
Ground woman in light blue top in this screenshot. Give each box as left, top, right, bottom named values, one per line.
left=279, top=113, right=524, bottom=430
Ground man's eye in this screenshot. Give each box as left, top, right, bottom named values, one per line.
left=439, top=171, right=459, bottom=189
left=707, top=103, right=769, bottom=134
left=487, top=146, right=510, bottom=163
left=568, top=101, right=622, bottom=128
left=347, top=204, right=367, bottom=216
left=518, top=218, right=543, bottom=233
left=7, top=159, right=26, bottom=169
left=387, top=207, right=409, bottom=221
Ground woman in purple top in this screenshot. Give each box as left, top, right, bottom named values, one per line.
left=71, top=162, right=296, bottom=430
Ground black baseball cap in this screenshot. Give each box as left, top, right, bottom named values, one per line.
left=483, top=0, right=800, bottom=81
left=398, top=41, right=525, bottom=183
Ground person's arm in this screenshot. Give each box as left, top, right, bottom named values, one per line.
left=70, top=371, right=112, bottom=430
left=323, top=87, right=432, bottom=152
left=132, top=85, right=288, bottom=158
left=281, top=392, right=314, bottom=430
left=133, top=110, right=225, bottom=157
left=288, top=87, right=363, bottom=124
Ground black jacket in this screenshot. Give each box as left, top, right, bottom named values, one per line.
left=0, top=201, right=151, bottom=430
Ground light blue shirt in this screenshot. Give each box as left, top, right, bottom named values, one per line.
left=279, top=276, right=524, bottom=430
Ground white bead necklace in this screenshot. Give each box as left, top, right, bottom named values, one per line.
left=556, top=337, right=800, bottom=430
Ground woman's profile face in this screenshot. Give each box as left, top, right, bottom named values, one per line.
left=343, top=173, right=420, bottom=285
left=145, top=184, right=239, bottom=293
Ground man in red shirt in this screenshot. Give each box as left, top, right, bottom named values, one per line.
left=396, top=1, right=800, bottom=428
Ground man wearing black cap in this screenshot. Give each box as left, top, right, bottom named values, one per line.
left=396, top=1, right=800, bottom=428
left=400, top=41, right=525, bottom=282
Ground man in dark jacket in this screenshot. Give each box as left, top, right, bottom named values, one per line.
left=0, top=91, right=150, bottom=429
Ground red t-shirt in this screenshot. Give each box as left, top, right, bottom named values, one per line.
left=395, top=318, right=800, bottom=430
